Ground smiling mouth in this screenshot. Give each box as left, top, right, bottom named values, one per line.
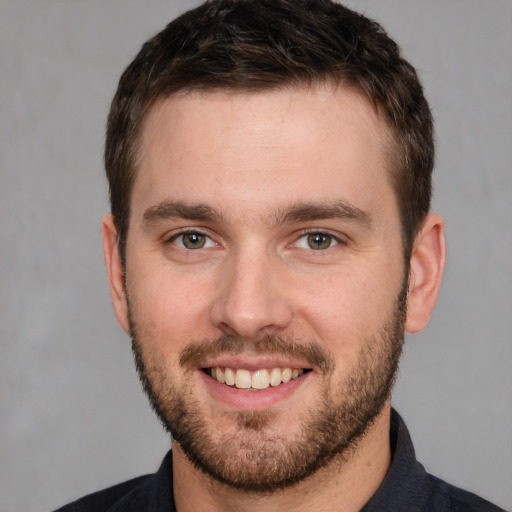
left=205, top=367, right=312, bottom=390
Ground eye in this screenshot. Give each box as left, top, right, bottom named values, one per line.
left=295, top=232, right=339, bottom=251
left=171, top=231, right=217, bottom=250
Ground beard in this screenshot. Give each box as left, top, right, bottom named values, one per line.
left=129, top=279, right=408, bottom=493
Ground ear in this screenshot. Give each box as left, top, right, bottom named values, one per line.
left=102, top=214, right=131, bottom=334
left=405, top=213, right=446, bottom=333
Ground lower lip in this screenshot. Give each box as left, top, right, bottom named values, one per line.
left=198, top=370, right=312, bottom=410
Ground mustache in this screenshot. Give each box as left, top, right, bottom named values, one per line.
left=179, top=334, right=334, bottom=375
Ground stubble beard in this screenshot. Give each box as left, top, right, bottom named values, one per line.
left=129, top=280, right=407, bottom=493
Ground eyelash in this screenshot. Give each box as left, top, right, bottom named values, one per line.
left=165, top=229, right=346, bottom=252
left=292, top=230, right=345, bottom=251
left=166, top=229, right=217, bottom=250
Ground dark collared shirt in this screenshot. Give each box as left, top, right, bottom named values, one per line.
left=54, top=410, right=507, bottom=511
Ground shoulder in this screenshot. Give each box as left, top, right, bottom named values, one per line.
left=52, top=475, right=153, bottom=512
left=426, top=474, right=508, bottom=512
left=52, top=451, right=174, bottom=512
left=367, top=410, right=507, bottom=512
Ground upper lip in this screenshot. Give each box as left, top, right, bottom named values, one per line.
left=199, top=355, right=313, bottom=372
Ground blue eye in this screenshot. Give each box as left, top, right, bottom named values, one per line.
left=172, top=232, right=216, bottom=250
left=295, top=232, right=339, bottom=250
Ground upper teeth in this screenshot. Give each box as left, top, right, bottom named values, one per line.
left=209, top=367, right=305, bottom=390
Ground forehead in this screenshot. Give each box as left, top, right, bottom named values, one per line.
left=133, top=85, right=396, bottom=222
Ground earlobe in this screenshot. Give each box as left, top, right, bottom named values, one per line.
left=102, top=214, right=131, bottom=334
left=405, top=214, right=446, bottom=333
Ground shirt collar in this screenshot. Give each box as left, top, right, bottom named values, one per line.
left=361, top=408, right=431, bottom=511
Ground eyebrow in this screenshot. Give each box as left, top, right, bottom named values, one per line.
left=142, top=201, right=221, bottom=225
left=142, top=199, right=372, bottom=228
left=270, top=200, right=373, bottom=229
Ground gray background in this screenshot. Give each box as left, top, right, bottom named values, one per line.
left=1, top=1, right=511, bottom=511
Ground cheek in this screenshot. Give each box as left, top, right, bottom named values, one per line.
left=297, top=266, right=400, bottom=355
left=126, top=261, right=218, bottom=345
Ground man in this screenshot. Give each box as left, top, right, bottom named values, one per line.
left=55, top=1, right=506, bottom=511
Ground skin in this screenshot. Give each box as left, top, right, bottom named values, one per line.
left=103, top=84, right=445, bottom=512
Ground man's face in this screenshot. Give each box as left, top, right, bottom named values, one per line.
left=120, top=86, right=408, bottom=491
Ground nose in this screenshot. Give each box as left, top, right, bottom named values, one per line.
left=210, top=248, right=293, bottom=339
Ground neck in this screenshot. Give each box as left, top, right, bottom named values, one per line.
left=172, top=405, right=392, bottom=512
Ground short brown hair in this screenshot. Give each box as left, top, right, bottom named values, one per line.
left=105, top=0, right=434, bottom=263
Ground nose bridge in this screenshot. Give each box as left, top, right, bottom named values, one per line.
left=211, top=241, right=292, bottom=338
